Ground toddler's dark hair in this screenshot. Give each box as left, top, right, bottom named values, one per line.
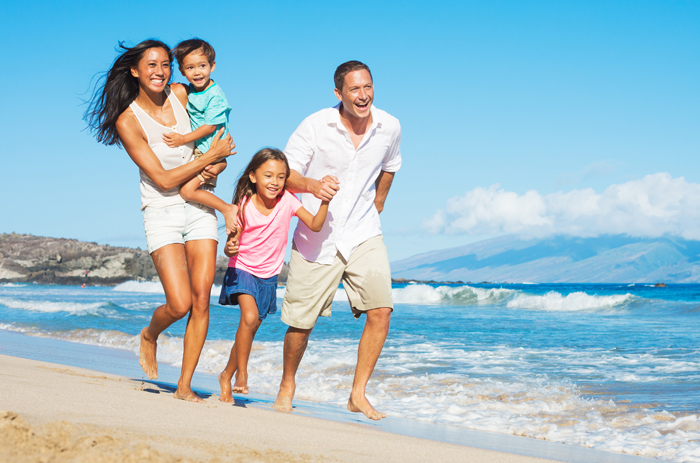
left=173, top=38, right=215, bottom=66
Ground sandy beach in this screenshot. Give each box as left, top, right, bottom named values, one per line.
left=0, top=353, right=566, bottom=463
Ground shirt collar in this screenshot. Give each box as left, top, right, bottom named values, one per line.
left=328, top=103, right=382, bottom=131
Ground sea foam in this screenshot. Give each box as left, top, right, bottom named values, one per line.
left=507, top=291, right=634, bottom=312
left=0, top=297, right=111, bottom=316
left=113, top=280, right=222, bottom=297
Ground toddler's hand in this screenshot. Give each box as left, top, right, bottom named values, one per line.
left=162, top=132, right=185, bottom=148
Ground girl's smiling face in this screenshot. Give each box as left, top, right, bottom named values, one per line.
left=249, top=159, right=287, bottom=202
left=131, top=47, right=171, bottom=94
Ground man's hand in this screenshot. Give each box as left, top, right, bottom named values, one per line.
left=310, top=175, right=340, bottom=201
left=162, top=132, right=185, bottom=148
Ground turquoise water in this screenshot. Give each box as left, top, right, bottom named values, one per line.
left=1, top=281, right=699, bottom=461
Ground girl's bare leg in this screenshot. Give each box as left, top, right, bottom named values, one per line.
left=232, top=294, right=262, bottom=394
left=140, top=244, right=193, bottom=380
left=219, top=342, right=238, bottom=403
left=173, top=239, right=217, bottom=402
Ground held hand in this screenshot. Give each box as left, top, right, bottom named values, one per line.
left=311, top=176, right=339, bottom=201
left=224, top=234, right=240, bottom=257
left=208, top=128, right=236, bottom=161
left=162, top=132, right=185, bottom=148
left=222, top=204, right=239, bottom=236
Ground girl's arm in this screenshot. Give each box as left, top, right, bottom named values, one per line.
left=116, top=111, right=235, bottom=191
left=295, top=201, right=330, bottom=232
left=163, top=124, right=217, bottom=148
left=224, top=228, right=241, bottom=257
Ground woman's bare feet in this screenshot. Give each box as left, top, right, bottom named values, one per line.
left=139, top=327, right=158, bottom=380
left=232, top=373, right=249, bottom=394
left=273, top=381, right=295, bottom=412
left=347, top=392, right=386, bottom=420
left=218, top=371, right=234, bottom=403
left=173, top=387, right=205, bottom=403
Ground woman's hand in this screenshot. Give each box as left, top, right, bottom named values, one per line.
left=199, top=160, right=227, bottom=182
left=224, top=232, right=240, bottom=257
left=206, top=127, right=236, bottom=162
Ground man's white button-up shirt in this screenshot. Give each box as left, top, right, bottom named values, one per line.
left=284, top=104, right=402, bottom=265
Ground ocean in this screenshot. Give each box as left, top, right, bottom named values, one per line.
left=1, top=281, right=699, bottom=462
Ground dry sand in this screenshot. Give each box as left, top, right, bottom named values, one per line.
left=0, top=354, right=563, bottom=463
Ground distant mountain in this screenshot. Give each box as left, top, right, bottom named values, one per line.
left=391, top=235, right=700, bottom=283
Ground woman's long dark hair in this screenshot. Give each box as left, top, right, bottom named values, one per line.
left=84, top=40, right=172, bottom=147
left=233, top=148, right=291, bottom=233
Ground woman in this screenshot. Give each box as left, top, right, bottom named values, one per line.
left=85, top=40, right=236, bottom=402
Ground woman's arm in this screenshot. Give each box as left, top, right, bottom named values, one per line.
left=116, top=110, right=235, bottom=191
left=295, top=201, right=330, bottom=232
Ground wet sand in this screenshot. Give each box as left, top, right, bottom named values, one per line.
left=0, top=353, right=563, bottom=463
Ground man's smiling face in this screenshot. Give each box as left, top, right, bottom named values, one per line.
left=335, top=69, right=374, bottom=121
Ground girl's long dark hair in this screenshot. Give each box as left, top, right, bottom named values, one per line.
left=84, top=40, right=172, bottom=147
left=233, top=148, right=291, bottom=233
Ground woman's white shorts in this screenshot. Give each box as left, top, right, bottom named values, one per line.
left=142, top=202, right=218, bottom=254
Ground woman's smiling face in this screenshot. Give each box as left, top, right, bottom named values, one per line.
left=131, top=47, right=171, bottom=94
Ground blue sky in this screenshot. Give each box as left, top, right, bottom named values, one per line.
left=1, top=1, right=698, bottom=261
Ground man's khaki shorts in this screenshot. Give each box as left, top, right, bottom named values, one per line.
left=281, top=235, right=393, bottom=329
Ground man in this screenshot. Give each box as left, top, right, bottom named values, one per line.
left=272, top=61, right=401, bottom=420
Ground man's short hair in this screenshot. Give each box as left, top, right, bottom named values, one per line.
left=173, top=38, right=216, bottom=66
left=334, top=60, right=373, bottom=91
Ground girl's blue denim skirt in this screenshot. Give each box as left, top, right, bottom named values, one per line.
left=219, top=267, right=278, bottom=320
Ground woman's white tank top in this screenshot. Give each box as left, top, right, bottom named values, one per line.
left=129, top=86, right=194, bottom=209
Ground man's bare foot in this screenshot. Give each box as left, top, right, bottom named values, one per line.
left=273, top=382, right=295, bottom=412
left=218, top=371, right=234, bottom=403
left=348, top=392, right=386, bottom=420
left=173, top=387, right=205, bottom=403
left=139, top=327, right=158, bottom=380
left=232, top=375, right=249, bottom=394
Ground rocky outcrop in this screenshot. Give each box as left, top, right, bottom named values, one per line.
left=0, top=234, right=234, bottom=286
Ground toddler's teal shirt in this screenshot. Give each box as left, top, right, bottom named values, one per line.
left=187, top=82, right=231, bottom=153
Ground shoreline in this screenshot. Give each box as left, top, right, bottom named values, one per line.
left=0, top=330, right=658, bottom=462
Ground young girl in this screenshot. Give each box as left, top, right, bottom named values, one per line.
left=218, top=148, right=330, bottom=401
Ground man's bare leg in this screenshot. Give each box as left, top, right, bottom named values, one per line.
left=140, top=244, right=193, bottom=380
left=273, top=326, right=312, bottom=412
left=173, top=239, right=216, bottom=403
left=347, top=307, right=391, bottom=420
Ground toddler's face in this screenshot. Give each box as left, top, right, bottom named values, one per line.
left=179, top=52, right=215, bottom=92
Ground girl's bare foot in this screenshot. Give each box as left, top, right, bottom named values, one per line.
left=232, top=374, right=249, bottom=394
left=139, top=328, right=158, bottom=379
left=173, top=387, right=205, bottom=403
left=219, top=371, right=234, bottom=403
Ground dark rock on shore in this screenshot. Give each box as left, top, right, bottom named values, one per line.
left=0, top=233, right=235, bottom=286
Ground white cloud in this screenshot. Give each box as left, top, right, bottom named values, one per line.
left=424, top=173, right=700, bottom=239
